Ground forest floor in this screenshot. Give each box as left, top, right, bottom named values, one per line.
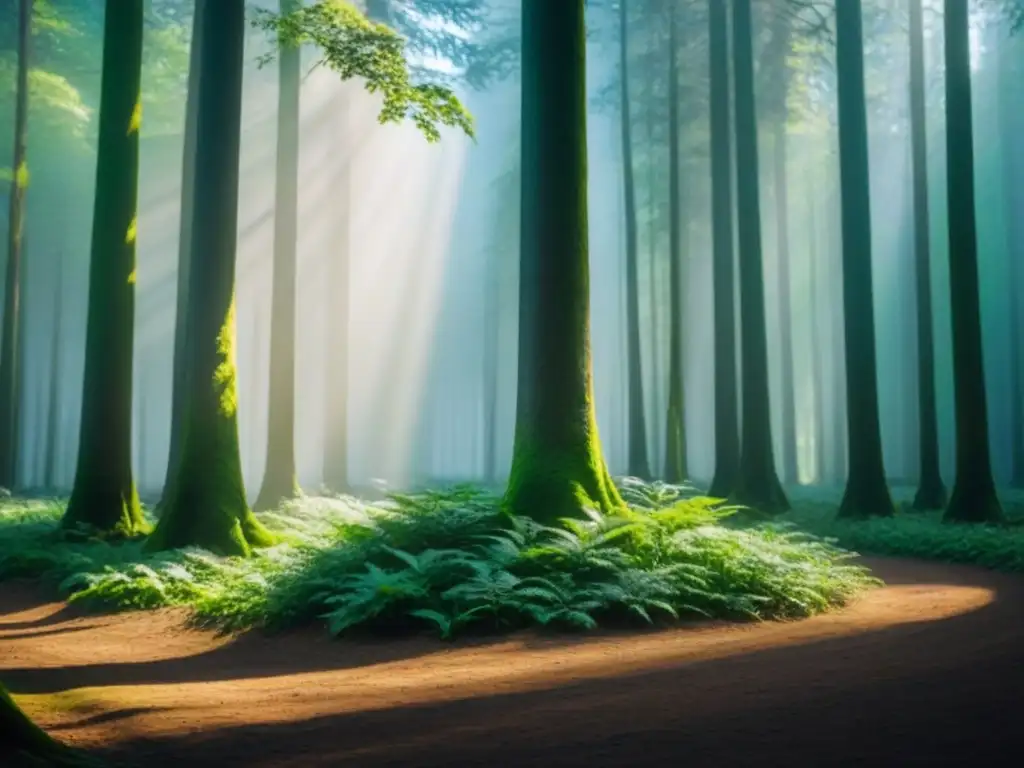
left=2, top=556, right=1022, bottom=767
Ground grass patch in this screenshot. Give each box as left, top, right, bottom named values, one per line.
left=0, top=482, right=877, bottom=638
left=779, top=486, right=1024, bottom=573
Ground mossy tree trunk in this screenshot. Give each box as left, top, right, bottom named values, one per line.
left=908, top=0, right=946, bottom=510
left=504, top=0, right=625, bottom=525
left=0, top=683, right=78, bottom=767
left=663, top=2, right=687, bottom=484
left=729, top=0, right=788, bottom=514
left=44, top=259, right=63, bottom=491
left=941, top=0, right=1003, bottom=524
left=707, top=0, right=739, bottom=499
left=61, top=0, right=147, bottom=536
left=255, top=0, right=302, bottom=511
left=0, top=0, right=31, bottom=490
left=833, top=0, right=894, bottom=519
left=161, top=0, right=204, bottom=510
left=618, top=0, right=651, bottom=480
left=147, top=0, right=276, bottom=555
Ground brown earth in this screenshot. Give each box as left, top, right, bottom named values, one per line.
left=1, top=557, right=1022, bottom=767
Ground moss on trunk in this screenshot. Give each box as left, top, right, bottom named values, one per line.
left=834, top=0, right=894, bottom=520
left=729, top=0, right=789, bottom=515
left=148, top=0, right=275, bottom=556
left=0, top=684, right=91, bottom=767
left=503, top=0, right=624, bottom=525
left=941, top=0, right=1003, bottom=524
left=61, top=0, right=147, bottom=537
left=706, top=0, right=739, bottom=499
left=255, top=0, right=303, bottom=512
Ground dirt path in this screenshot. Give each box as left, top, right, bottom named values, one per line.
left=2, top=557, right=1021, bottom=767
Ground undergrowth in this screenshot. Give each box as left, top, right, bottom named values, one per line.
left=0, top=482, right=877, bottom=639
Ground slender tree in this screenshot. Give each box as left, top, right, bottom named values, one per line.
left=504, top=0, right=624, bottom=524
left=61, top=0, right=147, bottom=536
left=663, top=0, right=687, bottom=483
left=997, top=20, right=1024, bottom=489
left=707, top=0, right=740, bottom=498
left=0, top=0, right=31, bottom=490
left=255, top=0, right=303, bottom=511
left=833, top=0, right=894, bottom=518
left=807, top=172, right=827, bottom=481
left=908, top=0, right=946, bottom=509
left=729, top=0, right=788, bottom=513
left=619, top=0, right=652, bottom=479
left=160, top=0, right=205, bottom=511
left=148, top=0, right=277, bottom=555
left=43, top=259, right=63, bottom=490
left=942, top=0, right=1003, bottom=523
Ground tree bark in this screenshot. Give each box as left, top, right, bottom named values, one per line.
left=834, top=0, right=894, bottom=518
left=255, top=0, right=303, bottom=511
left=161, top=0, right=205, bottom=510
left=728, top=0, right=788, bottom=513
left=0, top=683, right=75, bottom=766
left=908, top=0, right=946, bottom=509
left=941, top=0, right=1003, bottom=523
left=707, top=0, right=740, bottom=498
left=618, top=0, right=651, bottom=479
left=0, top=0, right=31, bottom=490
left=61, top=0, right=147, bottom=536
left=773, top=125, right=798, bottom=484
left=663, top=2, right=686, bottom=483
left=807, top=173, right=827, bottom=482
left=504, top=0, right=624, bottom=524
left=147, top=0, right=277, bottom=555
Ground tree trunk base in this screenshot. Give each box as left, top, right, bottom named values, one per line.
left=146, top=486, right=276, bottom=557
left=911, top=477, right=948, bottom=511
left=943, top=477, right=1004, bottom=524
left=253, top=475, right=301, bottom=512
left=838, top=478, right=895, bottom=519
left=707, top=465, right=738, bottom=500
left=60, top=485, right=149, bottom=539
left=730, top=470, right=790, bottom=514
left=1, top=686, right=94, bottom=767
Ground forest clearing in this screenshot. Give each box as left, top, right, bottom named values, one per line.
left=2, top=0, right=1024, bottom=764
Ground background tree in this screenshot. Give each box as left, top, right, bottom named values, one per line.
left=730, top=0, right=788, bottom=514
left=60, top=0, right=147, bottom=536
left=942, top=0, right=1003, bottom=523
left=834, top=0, right=894, bottom=519
left=0, top=0, right=31, bottom=491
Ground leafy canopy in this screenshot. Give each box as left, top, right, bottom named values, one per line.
left=251, top=0, right=474, bottom=143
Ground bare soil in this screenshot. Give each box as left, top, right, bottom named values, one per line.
left=2, top=557, right=1021, bottom=767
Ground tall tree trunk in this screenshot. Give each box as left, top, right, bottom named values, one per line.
left=998, top=23, right=1024, bottom=489
left=908, top=0, right=946, bottom=509
left=833, top=0, right=894, bottom=518
left=44, top=261, right=63, bottom=491
left=942, top=0, right=1002, bottom=523
left=807, top=168, right=827, bottom=483
left=663, top=3, right=686, bottom=483
left=147, top=0, right=277, bottom=555
left=322, top=97, right=351, bottom=493
left=707, top=0, right=740, bottom=498
left=729, top=0, right=788, bottom=513
left=504, top=0, right=624, bottom=524
left=482, top=244, right=500, bottom=484
left=619, top=0, right=651, bottom=479
left=61, top=0, right=147, bottom=535
left=161, top=0, right=205, bottom=509
left=772, top=126, right=798, bottom=484
left=255, top=0, right=302, bottom=511
left=0, top=0, right=31, bottom=490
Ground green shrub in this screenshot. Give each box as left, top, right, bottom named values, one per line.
left=0, top=483, right=878, bottom=639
